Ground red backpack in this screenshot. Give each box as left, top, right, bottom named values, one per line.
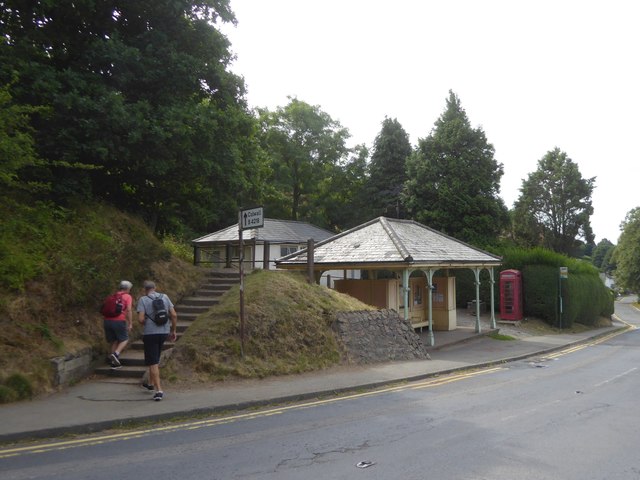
left=101, top=292, right=124, bottom=318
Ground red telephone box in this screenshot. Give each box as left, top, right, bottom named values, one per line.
left=500, top=269, right=523, bottom=321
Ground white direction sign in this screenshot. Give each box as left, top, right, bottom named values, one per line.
left=241, top=206, right=264, bottom=230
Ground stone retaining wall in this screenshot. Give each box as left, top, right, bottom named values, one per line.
left=50, top=348, right=94, bottom=386
left=333, top=309, right=430, bottom=364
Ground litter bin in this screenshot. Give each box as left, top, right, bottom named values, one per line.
left=467, top=300, right=484, bottom=315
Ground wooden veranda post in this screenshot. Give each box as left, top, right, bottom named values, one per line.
left=307, top=239, right=314, bottom=284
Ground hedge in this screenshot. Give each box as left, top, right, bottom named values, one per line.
left=453, top=247, right=614, bottom=328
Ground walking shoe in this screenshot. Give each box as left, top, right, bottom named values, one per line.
left=153, top=391, right=164, bottom=401
left=109, top=353, right=121, bottom=367
left=141, top=382, right=154, bottom=391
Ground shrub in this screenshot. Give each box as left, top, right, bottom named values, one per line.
left=509, top=248, right=613, bottom=328
left=522, top=264, right=560, bottom=325
left=4, top=373, right=33, bottom=400
left=0, top=385, right=17, bottom=403
left=453, top=247, right=614, bottom=328
left=162, top=235, right=194, bottom=263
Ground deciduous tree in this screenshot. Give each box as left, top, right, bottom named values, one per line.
left=612, top=208, right=640, bottom=293
left=513, top=148, right=595, bottom=255
left=592, top=238, right=615, bottom=271
left=0, top=81, right=43, bottom=192
left=0, top=0, right=261, bottom=234
left=258, top=98, right=349, bottom=222
left=314, top=144, right=370, bottom=230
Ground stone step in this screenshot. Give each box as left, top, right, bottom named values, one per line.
left=94, top=272, right=239, bottom=380
left=130, top=339, right=176, bottom=350
left=176, top=320, right=194, bottom=333
left=180, top=297, right=220, bottom=307
left=94, top=365, right=146, bottom=379
left=204, top=271, right=240, bottom=279
left=116, top=350, right=146, bottom=366
left=204, top=279, right=239, bottom=286
left=177, top=305, right=211, bottom=315
left=195, top=287, right=231, bottom=296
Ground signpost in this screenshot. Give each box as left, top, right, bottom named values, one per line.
left=238, top=206, right=264, bottom=357
left=241, top=206, right=264, bottom=230
left=559, top=267, right=568, bottom=329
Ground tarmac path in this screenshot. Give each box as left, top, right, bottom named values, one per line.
left=0, top=296, right=636, bottom=447
left=1, top=298, right=639, bottom=479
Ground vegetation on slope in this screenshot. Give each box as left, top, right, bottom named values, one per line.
left=0, top=202, right=203, bottom=401
left=166, top=270, right=373, bottom=384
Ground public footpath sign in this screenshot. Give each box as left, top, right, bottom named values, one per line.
left=558, top=266, right=568, bottom=327
left=241, top=206, right=264, bottom=230
left=238, top=206, right=264, bottom=357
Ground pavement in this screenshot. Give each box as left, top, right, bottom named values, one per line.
left=0, top=300, right=637, bottom=444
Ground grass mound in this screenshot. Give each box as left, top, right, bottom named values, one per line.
left=167, top=270, right=373, bottom=383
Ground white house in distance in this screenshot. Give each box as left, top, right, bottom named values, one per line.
left=191, top=218, right=359, bottom=286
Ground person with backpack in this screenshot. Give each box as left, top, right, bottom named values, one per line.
left=136, top=280, right=177, bottom=401
left=102, top=280, right=134, bottom=368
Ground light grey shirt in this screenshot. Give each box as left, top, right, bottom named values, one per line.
left=136, top=292, right=174, bottom=335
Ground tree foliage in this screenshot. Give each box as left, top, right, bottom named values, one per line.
left=1, top=0, right=262, bottom=235
left=613, top=207, right=640, bottom=292
left=314, top=144, right=370, bottom=231
left=367, top=117, right=412, bottom=218
left=592, top=238, right=615, bottom=271
left=513, top=148, right=595, bottom=256
left=403, top=91, right=508, bottom=245
left=0, top=79, right=46, bottom=193
left=258, top=98, right=350, bottom=222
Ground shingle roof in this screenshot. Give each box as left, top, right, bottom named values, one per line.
left=276, top=217, right=501, bottom=268
left=192, top=219, right=335, bottom=245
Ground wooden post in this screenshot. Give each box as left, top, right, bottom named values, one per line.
left=307, top=238, right=314, bottom=284
left=263, top=240, right=270, bottom=269
left=225, top=243, right=232, bottom=268
left=238, top=214, right=245, bottom=357
left=252, top=237, right=257, bottom=269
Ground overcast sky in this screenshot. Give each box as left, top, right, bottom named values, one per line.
left=220, top=0, right=638, bottom=244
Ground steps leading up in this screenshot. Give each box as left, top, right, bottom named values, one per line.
left=95, top=270, right=240, bottom=381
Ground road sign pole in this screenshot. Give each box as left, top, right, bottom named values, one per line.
left=238, top=211, right=245, bottom=358
left=559, top=267, right=568, bottom=329
left=237, top=206, right=263, bottom=359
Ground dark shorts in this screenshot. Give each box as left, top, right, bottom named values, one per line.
left=143, top=334, right=168, bottom=366
left=104, top=319, right=128, bottom=343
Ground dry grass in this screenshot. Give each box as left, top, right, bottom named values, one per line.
left=497, top=315, right=613, bottom=339
left=0, top=202, right=204, bottom=400
left=166, top=270, right=372, bottom=385
left=0, top=254, right=203, bottom=396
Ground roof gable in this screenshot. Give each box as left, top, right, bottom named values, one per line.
left=192, top=219, right=334, bottom=245
left=276, top=217, right=501, bottom=267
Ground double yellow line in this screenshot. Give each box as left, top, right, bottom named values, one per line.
left=4, top=325, right=632, bottom=459
left=543, top=322, right=634, bottom=361
left=0, top=367, right=504, bottom=459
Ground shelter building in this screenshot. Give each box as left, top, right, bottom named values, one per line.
left=276, top=217, right=502, bottom=346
